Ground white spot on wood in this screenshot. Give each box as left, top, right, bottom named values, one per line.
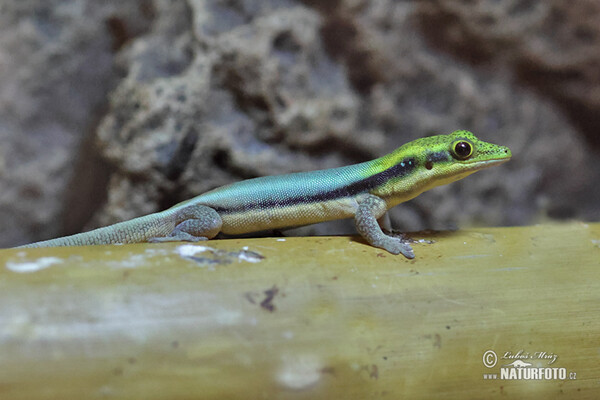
left=238, top=251, right=263, bottom=263
left=278, top=354, right=321, bottom=390
left=6, top=257, right=62, bottom=273
left=175, top=244, right=213, bottom=257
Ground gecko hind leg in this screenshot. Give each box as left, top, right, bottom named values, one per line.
left=149, top=205, right=222, bottom=243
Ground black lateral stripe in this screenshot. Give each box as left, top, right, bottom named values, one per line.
left=213, top=157, right=417, bottom=213
left=427, top=151, right=449, bottom=162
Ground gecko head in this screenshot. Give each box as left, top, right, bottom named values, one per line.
left=414, top=130, right=512, bottom=187
left=373, top=130, right=511, bottom=202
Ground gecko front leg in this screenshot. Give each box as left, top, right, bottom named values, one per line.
left=354, top=194, right=415, bottom=258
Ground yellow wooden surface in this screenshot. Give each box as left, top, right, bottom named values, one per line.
left=0, top=223, right=598, bottom=399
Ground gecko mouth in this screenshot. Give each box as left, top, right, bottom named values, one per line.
left=466, top=157, right=511, bottom=169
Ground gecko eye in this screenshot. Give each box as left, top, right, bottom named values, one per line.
left=452, top=140, right=473, bottom=160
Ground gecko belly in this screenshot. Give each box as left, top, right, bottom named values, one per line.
left=218, top=197, right=359, bottom=235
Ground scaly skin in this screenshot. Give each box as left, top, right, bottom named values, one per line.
left=18, top=130, right=511, bottom=258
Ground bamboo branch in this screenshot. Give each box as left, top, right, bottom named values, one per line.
left=1, top=223, right=598, bottom=399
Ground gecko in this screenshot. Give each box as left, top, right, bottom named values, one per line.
left=18, top=130, right=511, bottom=258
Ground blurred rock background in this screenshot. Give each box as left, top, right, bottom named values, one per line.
left=1, top=0, right=599, bottom=247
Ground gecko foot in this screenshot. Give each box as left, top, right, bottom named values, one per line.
left=381, top=236, right=415, bottom=259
